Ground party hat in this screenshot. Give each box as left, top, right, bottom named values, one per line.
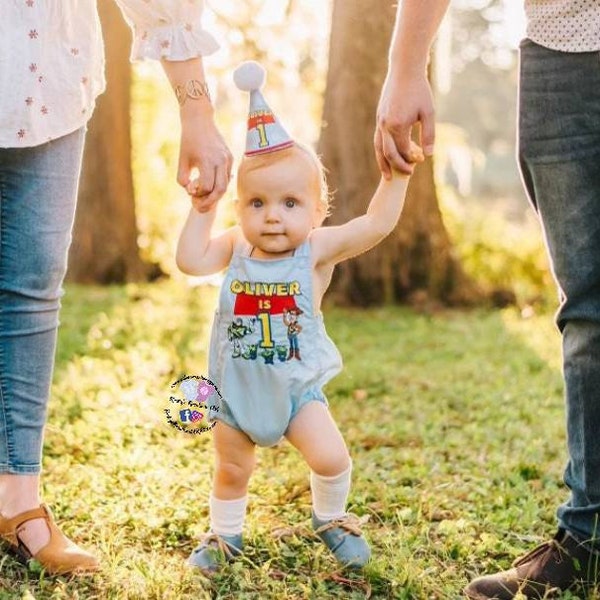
left=233, top=61, right=294, bottom=156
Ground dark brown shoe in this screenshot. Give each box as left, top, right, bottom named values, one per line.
left=464, top=530, right=600, bottom=599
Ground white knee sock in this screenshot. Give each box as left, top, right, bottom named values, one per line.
left=209, top=494, right=248, bottom=536
left=311, top=464, right=352, bottom=522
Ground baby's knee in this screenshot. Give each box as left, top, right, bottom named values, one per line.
left=215, top=456, right=255, bottom=486
left=311, top=451, right=351, bottom=478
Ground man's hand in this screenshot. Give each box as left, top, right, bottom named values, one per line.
left=375, top=71, right=434, bottom=178
left=374, top=0, right=450, bottom=178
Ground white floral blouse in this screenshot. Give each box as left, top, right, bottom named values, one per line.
left=0, top=0, right=219, bottom=148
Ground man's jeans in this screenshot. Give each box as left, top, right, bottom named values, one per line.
left=519, top=39, right=600, bottom=542
left=0, top=128, right=85, bottom=473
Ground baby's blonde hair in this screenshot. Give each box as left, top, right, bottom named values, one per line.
left=236, top=142, right=331, bottom=218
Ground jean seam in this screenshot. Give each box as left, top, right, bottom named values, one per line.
left=0, top=170, right=12, bottom=468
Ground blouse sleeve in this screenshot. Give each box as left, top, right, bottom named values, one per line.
left=114, top=0, right=219, bottom=62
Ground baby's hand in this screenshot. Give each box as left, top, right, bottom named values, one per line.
left=390, top=141, right=424, bottom=179
left=407, top=140, right=425, bottom=164
left=186, top=177, right=224, bottom=213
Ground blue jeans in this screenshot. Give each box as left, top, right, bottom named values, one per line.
left=0, top=128, right=85, bottom=474
left=518, top=39, right=600, bottom=543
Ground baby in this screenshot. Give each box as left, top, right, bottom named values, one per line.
left=176, top=61, right=422, bottom=572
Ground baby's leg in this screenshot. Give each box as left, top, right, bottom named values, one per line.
left=285, top=402, right=370, bottom=567
left=285, top=401, right=350, bottom=475
left=210, top=421, right=256, bottom=535
left=188, top=422, right=255, bottom=570
left=213, top=421, right=256, bottom=499
left=285, top=402, right=351, bottom=520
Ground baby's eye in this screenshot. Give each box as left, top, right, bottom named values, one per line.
left=251, top=198, right=263, bottom=208
left=285, top=198, right=296, bottom=208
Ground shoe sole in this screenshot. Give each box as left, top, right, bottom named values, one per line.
left=0, top=538, right=99, bottom=576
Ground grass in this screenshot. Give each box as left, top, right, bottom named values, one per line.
left=0, top=279, right=596, bottom=599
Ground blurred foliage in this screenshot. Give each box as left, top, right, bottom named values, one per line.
left=431, top=1, right=554, bottom=305
left=439, top=182, right=555, bottom=308
left=435, top=0, right=525, bottom=210
left=446, top=0, right=520, bottom=71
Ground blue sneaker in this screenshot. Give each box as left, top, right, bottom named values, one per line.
left=187, top=532, right=243, bottom=573
left=312, top=512, right=371, bottom=568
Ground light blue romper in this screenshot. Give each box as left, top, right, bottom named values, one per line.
left=208, top=239, right=342, bottom=446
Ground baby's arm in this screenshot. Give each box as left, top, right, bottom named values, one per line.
left=176, top=207, right=238, bottom=276
left=311, top=170, right=412, bottom=267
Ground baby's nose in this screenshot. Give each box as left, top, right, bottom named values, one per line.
left=265, top=207, right=281, bottom=222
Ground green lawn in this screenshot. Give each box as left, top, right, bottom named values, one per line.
left=0, top=280, right=594, bottom=599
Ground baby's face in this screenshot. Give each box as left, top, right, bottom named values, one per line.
left=237, top=153, right=323, bottom=259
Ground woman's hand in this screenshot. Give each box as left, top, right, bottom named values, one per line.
left=161, top=58, right=233, bottom=212
left=179, top=108, right=233, bottom=212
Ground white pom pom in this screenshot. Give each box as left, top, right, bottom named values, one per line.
left=233, top=61, right=266, bottom=92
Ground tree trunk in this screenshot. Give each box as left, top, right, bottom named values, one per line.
left=67, top=0, right=147, bottom=284
left=319, top=0, right=481, bottom=307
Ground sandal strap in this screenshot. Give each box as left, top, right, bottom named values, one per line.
left=6, top=505, right=49, bottom=532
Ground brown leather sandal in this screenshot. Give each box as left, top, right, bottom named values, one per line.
left=0, top=504, right=99, bottom=575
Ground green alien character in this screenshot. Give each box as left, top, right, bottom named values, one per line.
left=276, top=344, right=288, bottom=362
left=260, top=347, right=275, bottom=365
left=242, top=343, right=258, bottom=360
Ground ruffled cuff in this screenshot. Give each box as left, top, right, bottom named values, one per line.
left=130, top=23, right=219, bottom=61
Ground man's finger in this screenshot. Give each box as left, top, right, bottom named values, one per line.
left=420, top=111, right=436, bottom=156
left=382, top=131, right=414, bottom=175
left=374, top=129, right=392, bottom=180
